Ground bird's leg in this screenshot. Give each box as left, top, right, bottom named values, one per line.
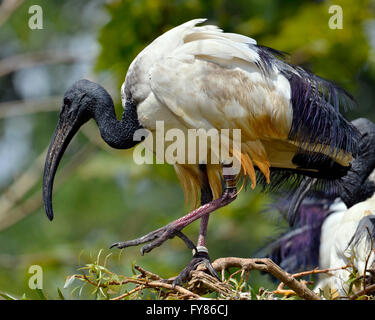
left=171, top=214, right=221, bottom=287
left=111, top=163, right=237, bottom=260
left=171, top=169, right=217, bottom=287
left=197, top=213, right=210, bottom=248
left=171, top=164, right=230, bottom=286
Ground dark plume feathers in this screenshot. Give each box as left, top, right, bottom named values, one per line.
left=259, top=194, right=335, bottom=274
left=255, top=45, right=360, bottom=159
left=250, top=45, right=361, bottom=194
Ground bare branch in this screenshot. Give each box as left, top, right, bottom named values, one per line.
left=134, top=265, right=163, bottom=281
left=0, top=96, right=61, bottom=119
left=349, top=283, right=375, bottom=300
left=188, top=270, right=234, bottom=297
left=211, top=257, right=321, bottom=300
left=111, top=286, right=144, bottom=300
left=0, top=0, right=24, bottom=27
left=74, top=272, right=200, bottom=300
left=0, top=50, right=94, bottom=78
left=276, top=264, right=352, bottom=293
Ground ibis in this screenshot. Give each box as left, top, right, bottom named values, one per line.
left=43, top=19, right=360, bottom=285
left=264, top=118, right=375, bottom=297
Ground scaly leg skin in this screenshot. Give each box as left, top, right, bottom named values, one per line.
left=172, top=171, right=219, bottom=287
left=172, top=214, right=221, bottom=288
left=111, top=164, right=237, bottom=283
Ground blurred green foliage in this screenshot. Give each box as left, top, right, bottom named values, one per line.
left=97, top=0, right=375, bottom=117
left=0, top=0, right=374, bottom=299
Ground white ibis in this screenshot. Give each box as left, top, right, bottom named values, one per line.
left=316, top=196, right=375, bottom=298
left=43, top=19, right=360, bottom=285
left=263, top=118, right=375, bottom=297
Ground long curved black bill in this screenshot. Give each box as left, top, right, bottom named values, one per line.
left=287, top=177, right=317, bottom=227
left=43, top=119, right=79, bottom=221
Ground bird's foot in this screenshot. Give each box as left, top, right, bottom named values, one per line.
left=111, top=171, right=237, bottom=256
left=172, top=246, right=220, bottom=288
left=110, top=225, right=195, bottom=255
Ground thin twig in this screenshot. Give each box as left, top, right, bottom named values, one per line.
left=276, top=264, right=352, bottom=292
left=74, top=274, right=131, bottom=288
left=134, top=265, right=162, bottom=281
left=227, top=268, right=243, bottom=283
left=363, top=226, right=375, bottom=296
left=111, top=285, right=144, bottom=300
left=76, top=268, right=200, bottom=300
left=188, top=270, right=233, bottom=297
left=349, top=284, right=375, bottom=300
left=142, top=280, right=200, bottom=299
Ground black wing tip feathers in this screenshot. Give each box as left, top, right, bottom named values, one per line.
left=255, top=44, right=360, bottom=159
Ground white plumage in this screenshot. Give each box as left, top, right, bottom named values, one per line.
left=316, top=195, right=375, bottom=297
left=120, top=19, right=356, bottom=206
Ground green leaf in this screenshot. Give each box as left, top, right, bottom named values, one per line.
left=36, top=289, right=47, bottom=300
left=0, top=292, right=18, bottom=300
left=103, top=253, right=112, bottom=268
left=57, top=288, right=65, bottom=300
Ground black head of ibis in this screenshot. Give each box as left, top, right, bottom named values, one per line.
left=43, top=79, right=142, bottom=221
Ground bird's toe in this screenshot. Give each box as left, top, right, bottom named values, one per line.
left=109, top=228, right=163, bottom=250
left=172, top=248, right=220, bottom=288
left=140, top=225, right=182, bottom=255
left=110, top=224, right=189, bottom=253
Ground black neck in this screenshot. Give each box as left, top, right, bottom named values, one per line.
left=339, top=131, right=375, bottom=207
left=94, top=98, right=143, bottom=149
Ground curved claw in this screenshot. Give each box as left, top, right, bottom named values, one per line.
left=203, top=258, right=220, bottom=281
left=172, top=250, right=220, bottom=288
left=109, top=242, right=121, bottom=249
